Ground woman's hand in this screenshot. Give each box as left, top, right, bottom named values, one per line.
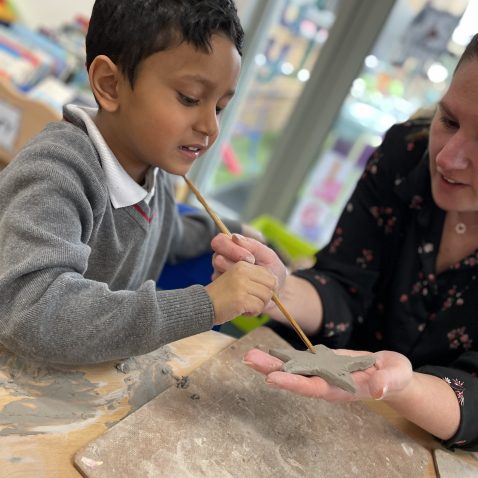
left=211, top=233, right=287, bottom=291
left=241, top=223, right=266, bottom=243
left=243, top=347, right=413, bottom=401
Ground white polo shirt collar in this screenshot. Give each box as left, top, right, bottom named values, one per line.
left=64, top=104, right=158, bottom=208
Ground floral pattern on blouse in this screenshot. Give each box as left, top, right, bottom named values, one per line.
left=448, top=327, right=473, bottom=351
left=369, top=206, right=397, bottom=234
left=329, top=228, right=343, bottom=254
left=356, top=249, right=374, bottom=269
left=323, top=320, right=350, bottom=338
left=443, top=377, right=465, bottom=406
left=293, top=120, right=478, bottom=450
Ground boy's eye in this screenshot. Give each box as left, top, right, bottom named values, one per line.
left=216, top=106, right=223, bottom=115
left=178, top=93, right=199, bottom=106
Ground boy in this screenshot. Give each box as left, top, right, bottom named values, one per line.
left=0, top=0, right=277, bottom=364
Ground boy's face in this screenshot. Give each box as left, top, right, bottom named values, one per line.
left=99, top=33, right=241, bottom=182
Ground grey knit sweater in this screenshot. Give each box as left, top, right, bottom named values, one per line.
left=0, top=107, right=240, bottom=364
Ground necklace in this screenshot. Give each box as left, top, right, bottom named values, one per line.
left=454, top=221, right=478, bottom=234
left=450, top=212, right=478, bottom=235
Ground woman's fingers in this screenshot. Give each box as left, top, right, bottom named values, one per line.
left=243, top=348, right=283, bottom=374
left=211, top=233, right=255, bottom=264
left=243, top=348, right=413, bottom=402
left=212, top=252, right=236, bottom=274
left=243, top=349, right=357, bottom=400
left=211, top=233, right=287, bottom=290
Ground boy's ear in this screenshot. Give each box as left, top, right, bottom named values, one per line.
left=88, top=55, right=123, bottom=112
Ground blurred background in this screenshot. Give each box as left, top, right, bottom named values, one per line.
left=1, top=0, right=476, bottom=251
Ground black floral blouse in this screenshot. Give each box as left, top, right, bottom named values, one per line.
left=292, top=119, right=478, bottom=451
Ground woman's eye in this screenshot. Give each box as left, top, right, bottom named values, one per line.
left=179, top=94, right=199, bottom=106
left=440, top=116, right=459, bottom=129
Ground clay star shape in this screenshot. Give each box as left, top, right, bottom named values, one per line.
left=269, top=344, right=376, bottom=393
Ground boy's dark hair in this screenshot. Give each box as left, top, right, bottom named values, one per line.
left=86, top=0, right=244, bottom=87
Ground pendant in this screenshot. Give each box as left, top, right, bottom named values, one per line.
left=455, top=222, right=466, bottom=234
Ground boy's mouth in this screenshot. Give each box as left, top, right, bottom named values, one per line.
left=179, top=145, right=205, bottom=160
left=180, top=144, right=205, bottom=152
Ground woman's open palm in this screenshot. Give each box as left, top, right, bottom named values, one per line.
left=243, top=347, right=413, bottom=401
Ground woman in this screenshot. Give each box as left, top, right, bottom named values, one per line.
left=211, top=33, right=478, bottom=450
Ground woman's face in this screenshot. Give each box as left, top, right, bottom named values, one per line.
left=429, top=59, right=478, bottom=214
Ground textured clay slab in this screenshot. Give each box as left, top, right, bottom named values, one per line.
left=75, top=327, right=430, bottom=478
left=433, top=449, right=478, bottom=478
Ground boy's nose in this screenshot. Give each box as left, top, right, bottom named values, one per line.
left=195, top=108, right=219, bottom=138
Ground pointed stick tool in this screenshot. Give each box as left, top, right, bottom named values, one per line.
left=183, top=175, right=316, bottom=353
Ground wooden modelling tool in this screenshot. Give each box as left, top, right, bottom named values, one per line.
left=183, top=175, right=316, bottom=353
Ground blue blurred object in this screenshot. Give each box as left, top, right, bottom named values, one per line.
left=157, top=251, right=213, bottom=289
left=156, top=204, right=219, bottom=330
left=157, top=203, right=214, bottom=289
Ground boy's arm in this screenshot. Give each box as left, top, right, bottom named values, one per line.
left=0, top=152, right=277, bottom=365
left=167, top=210, right=241, bottom=263
left=0, top=151, right=216, bottom=364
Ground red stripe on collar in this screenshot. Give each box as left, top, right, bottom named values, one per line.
left=133, top=204, right=155, bottom=223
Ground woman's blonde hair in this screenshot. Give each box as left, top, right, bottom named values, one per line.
left=454, top=32, right=478, bottom=74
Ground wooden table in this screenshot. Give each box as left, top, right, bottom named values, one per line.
left=0, top=331, right=235, bottom=478
left=0, top=329, right=474, bottom=478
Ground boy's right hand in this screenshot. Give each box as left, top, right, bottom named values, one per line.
left=205, top=261, right=277, bottom=325
left=211, top=233, right=287, bottom=291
